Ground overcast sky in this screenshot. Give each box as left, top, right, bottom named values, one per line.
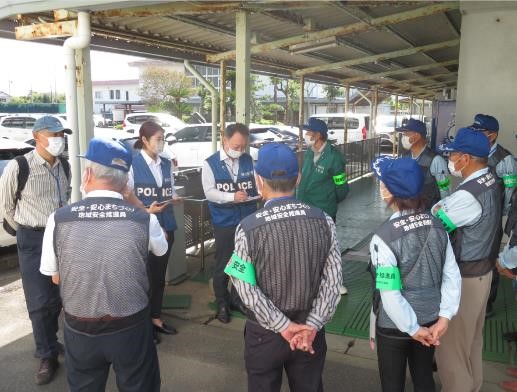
left=0, top=38, right=143, bottom=96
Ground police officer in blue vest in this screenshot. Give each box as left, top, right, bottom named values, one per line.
left=128, top=120, right=180, bottom=337
left=202, top=123, right=259, bottom=323
left=40, top=137, right=168, bottom=391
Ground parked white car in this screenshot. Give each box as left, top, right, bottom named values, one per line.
left=0, top=139, right=35, bottom=247
left=122, top=112, right=186, bottom=135
left=308, top=113, right=370, bottom=144
left=0, top=114, right=41, bottom=142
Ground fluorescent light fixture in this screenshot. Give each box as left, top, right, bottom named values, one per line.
left=289, top=36, right=337, bottom=55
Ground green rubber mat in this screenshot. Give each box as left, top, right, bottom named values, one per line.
left=162, top=294, right=192, bottom=309
left=482, top=276, right=517, bottom=363
left=204, top=258, right=517, bottom=363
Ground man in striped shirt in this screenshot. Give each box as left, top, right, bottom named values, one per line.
left=0, top=116, right=71, bottom=385
left=227, top=143, right=342, bottom=392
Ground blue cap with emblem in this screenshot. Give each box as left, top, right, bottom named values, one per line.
left=255, top=142, right=299, bottom=180
left=79, top=137, right=132, bottom=172
left=438, top=127, right=490, bottom=157
left=396, top=118, right=427, bottom=137
left=471, top=113, right=499, bottom=132
left=303, top=117, right=328, bottom=137
left=371, top=156, right=424, bottom=199
left=33, top=115, right=72, bottom=134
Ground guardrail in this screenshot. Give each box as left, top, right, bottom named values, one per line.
left=336, top=137, right=381, bottom=181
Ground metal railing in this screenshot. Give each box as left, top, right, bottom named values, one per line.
left=176, top=138, right=380, bottom=269
left=337, top=137, right=381, bottom=181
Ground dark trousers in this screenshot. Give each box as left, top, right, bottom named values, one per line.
left=64, top=320, right=160, bottom=392
left=245, top=321, right=326, bottom=392
left=148, top=230, right=175, bottom=319
left=376, top=333, right=435, bottom=392
left=17, top=227, right=62, bottom=359
left=213, top=225, right=237, bottom=306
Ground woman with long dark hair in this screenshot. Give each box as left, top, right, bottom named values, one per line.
left=127, top=120, right=180, bottom=339
left=369, top=156, right=461, bottom=392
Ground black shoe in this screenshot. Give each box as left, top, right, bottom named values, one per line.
left=503, top=332, right=517, bottom=342
left=216, top=304, right=230, bottom=323
left=230, top=301, right=248, bottom=315
left=154, top=322, right=178, bottom=335
left=34, top=357, right=59, bottom=385
left=34, top=342, right=65, bottom=359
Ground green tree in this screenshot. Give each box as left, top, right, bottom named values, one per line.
left=270, top=77, right=300, bottom=124
left=140, top=67, right=195, bottom=118
left=323, top=85, right=344, bottom=113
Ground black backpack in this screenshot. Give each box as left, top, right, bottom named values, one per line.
left=3, top=155, right=71, bottom=236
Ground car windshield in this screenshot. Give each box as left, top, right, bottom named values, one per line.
left=158, top=115, right=186, bottom=129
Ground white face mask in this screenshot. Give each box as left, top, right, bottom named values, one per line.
left=448, top=159, right=464, bottom=178
left=45, top=136, right=65, bottom=157
left=304, top=134, right=315, bottom=147
left=227, top=148, right=242, bottom=159
left=401, top=135, right=413, bottom=150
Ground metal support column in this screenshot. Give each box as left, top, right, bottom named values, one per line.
left=372, top=88, right=379, bottom=138
left=75, top=47, right=94, bottom=171
left=344, top=84, right=350, bottom=143
left=420, top=98, right=425, bottom=120
left=298, top=76, right=305, bottom=152
left=219, top=60, right=226, bottom=139
left=235, top=11, right=250, bottom=127
left=393, top=94, right=399, bottom=156
left=409, top=96, right=414, bottom=117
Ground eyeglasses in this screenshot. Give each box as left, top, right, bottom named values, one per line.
left=149, top=137, right=165, bottom=142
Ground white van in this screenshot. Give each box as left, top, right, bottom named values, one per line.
left=308, top=113, right=370, bottom=144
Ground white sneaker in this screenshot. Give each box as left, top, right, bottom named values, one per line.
left=340, top=285, right=348, bottom=295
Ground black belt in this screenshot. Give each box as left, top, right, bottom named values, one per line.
left=19, top=225, right=45, bottom=232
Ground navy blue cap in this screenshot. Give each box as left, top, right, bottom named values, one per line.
left=396, top=118, right=426, bottom=137
left=303, top=118, right=328, bottom=137
left=79, top=137, right=132, bottom=172
left=33, top=115, right=72, bottom=134
left=371, top=157, right=424, bottom=199
left=255, top=142, right=299, bottom=180
left=471, top=113, right=499, bottom=132
left=438, top=127, right=490, bottom=157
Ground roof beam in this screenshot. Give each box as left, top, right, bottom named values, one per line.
left=339, top=4, right=457, bottom=75
left=294, top=38, right=459, bottom=76
left=206, top=2, right=459, bottom=62
left=341, top=59, right=459, bottom=84
left=392, top=72, right=458, bottom=85
left=92, top=2, right=322, bottom=18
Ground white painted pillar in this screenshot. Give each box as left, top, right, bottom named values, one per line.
left=456, top=2, right=517, bottom=154
left=235, top=11, right=250, bottom=127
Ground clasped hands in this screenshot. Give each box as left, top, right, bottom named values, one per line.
left=411, top=317, right=449, bottom=347
left=280, top=322, right=317, bottom=354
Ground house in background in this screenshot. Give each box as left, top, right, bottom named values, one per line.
left=92, top=79, right=143, bottom=115
left=0, top=91, right=11, bottom=103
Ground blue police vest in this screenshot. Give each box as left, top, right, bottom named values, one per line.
left=206, top=151, right=258, bottom=228
left=132, top=153, right=177, bottom=232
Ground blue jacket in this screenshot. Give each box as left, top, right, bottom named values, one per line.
left=206, top=151, right=258, bottom=228
left=132, top=153, right=177, bottom=232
